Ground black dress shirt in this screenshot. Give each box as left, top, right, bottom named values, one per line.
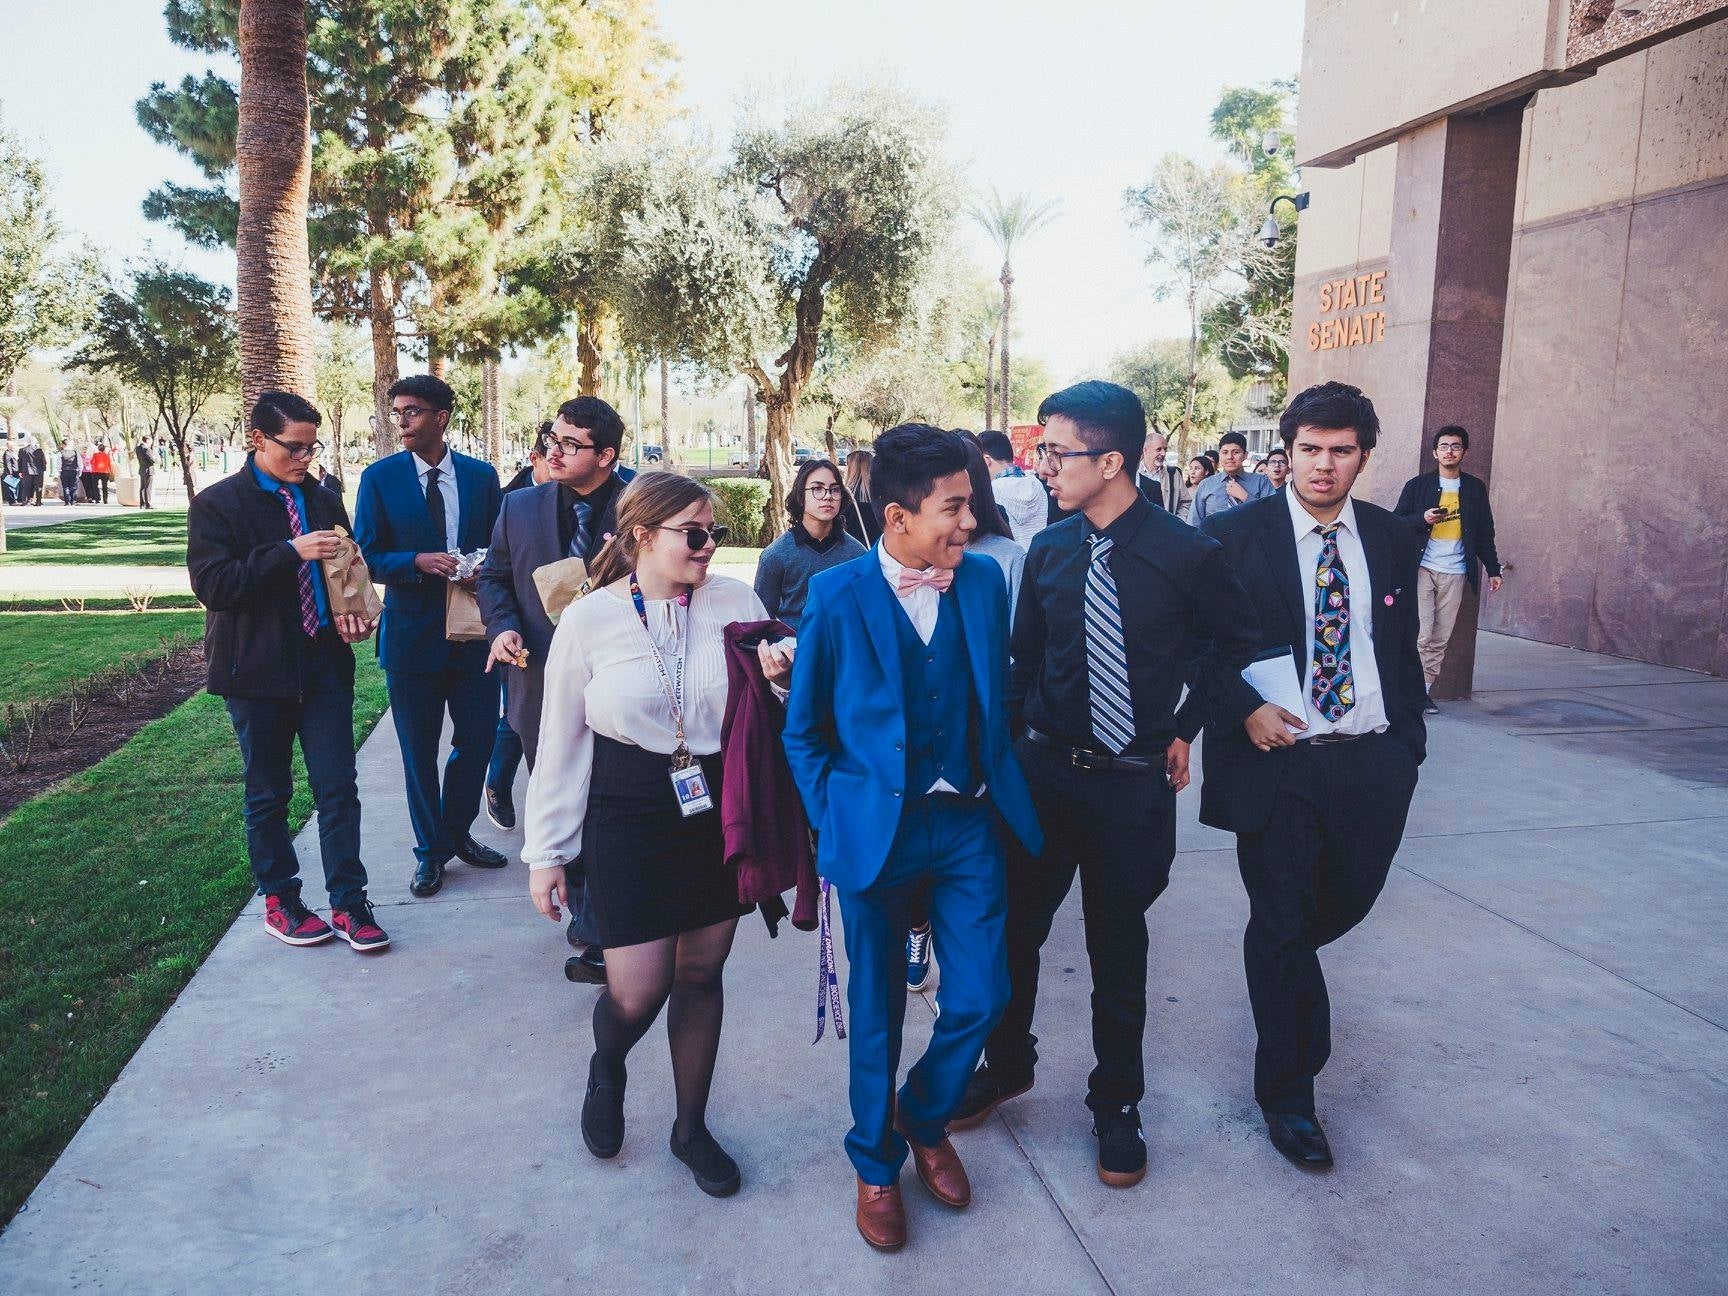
left=1010, top=493, right=1263, bottom=755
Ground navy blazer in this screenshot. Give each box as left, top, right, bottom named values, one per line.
left=477, top=482, right=567, bottom=744
left=353, top=448, right=502, bottom=674
left=1197, top=492, right=1427, bottom=834
left=783, top=547, right=1044, bottom=892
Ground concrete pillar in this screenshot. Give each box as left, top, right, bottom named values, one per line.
left=1382, top=98, right=1527, bottom=699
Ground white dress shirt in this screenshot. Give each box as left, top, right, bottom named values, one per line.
left=876, top=544, right=968, bottom=794
left=411, top=449, right=461, bottom=553
left=523, top=574, right=769, bottom=870
left=1286, top=487, right=1388, bottom=739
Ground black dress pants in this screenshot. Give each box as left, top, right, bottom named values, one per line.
left=1235, top=730, right=1419, bottom=1117
left=984, top=733, right=1176, bottom=1113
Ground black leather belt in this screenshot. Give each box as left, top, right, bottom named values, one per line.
left=1025, top=728, right=1157, bottom=772
left=1306, top=731, right=1368, bottom=746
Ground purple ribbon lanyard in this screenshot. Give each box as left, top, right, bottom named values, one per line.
left=814, top=878, right=847, bottom=1044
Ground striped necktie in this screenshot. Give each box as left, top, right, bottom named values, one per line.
left=1085, top=534, right=1135, bottom=754
left=275, top=486, right=320, bottom=637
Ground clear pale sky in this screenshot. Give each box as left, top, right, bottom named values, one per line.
left=1, top=0, right=1302, bottom=384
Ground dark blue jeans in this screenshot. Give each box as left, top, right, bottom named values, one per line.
left=487, top=672, right=523, bottom=793
left=385, top=658, right=500, bottom=866
left=224, top=635, right=367, bottom=909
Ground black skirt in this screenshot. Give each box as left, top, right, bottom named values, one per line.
left=581, top=735, right=748, bottom=948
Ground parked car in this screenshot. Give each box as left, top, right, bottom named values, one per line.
left=793, top=445, right=816, bottom=464
left=639, top=444, right=664, bottom=464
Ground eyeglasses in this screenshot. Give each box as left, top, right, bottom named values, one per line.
left=657, top=524, right=729, bottom=550
left=548, top=436, right=597, bottom=457
left=805, top=484, right=843, bottom=499
left=388, top=406, right=433, bottom=424
left=262, top=432, right=324, bottom=461
left=1033, top=444, right=1110, bottom=472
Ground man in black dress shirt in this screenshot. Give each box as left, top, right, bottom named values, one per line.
left=949, top=381, right=1262, bottom=1189
left=1197, top=381, right=1427, bottom=1170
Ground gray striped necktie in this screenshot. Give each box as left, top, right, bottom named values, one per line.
left=1085, top=534, right=1135, bottom=754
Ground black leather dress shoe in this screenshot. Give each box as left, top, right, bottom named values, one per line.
left=1265, top=1111, right=1334, bottom=1168
left=453, top=834, right=507, bottom=868
left=485, top=784, right=516, bottom=831
left=564, top=948, right=607, bottom=984
left=410, top=859, right=445, bottom=897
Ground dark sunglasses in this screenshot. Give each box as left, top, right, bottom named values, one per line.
left=656, top=524, right=729, bottom=550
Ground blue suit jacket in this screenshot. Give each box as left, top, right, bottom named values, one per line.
left=353, top=449, right=502, bottom=674
left=784, top=547, right=1043, bottom=892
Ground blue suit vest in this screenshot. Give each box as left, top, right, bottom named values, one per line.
left=892, top=596, right=980, bottom=797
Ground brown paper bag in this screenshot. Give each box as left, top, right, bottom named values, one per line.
left=531, top=556, right=589, bottom=624
left=445, top=582, right=488, bottom=641
left=319, top=527, right=383, bottom=621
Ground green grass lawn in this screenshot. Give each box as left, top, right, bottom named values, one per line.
left=0, top=655, right=389, bottom=1227
left=0, top=508, right=189, bottom=567
left=0, top=612, right=205, bottom=710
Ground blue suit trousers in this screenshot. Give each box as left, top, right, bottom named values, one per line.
left=836, top=797, right=1008, bottom=1184
left=385, top=651, right=500, bottom=866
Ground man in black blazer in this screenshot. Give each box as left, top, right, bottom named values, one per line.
left=186, top=391, right=389, bottom=953
left=480, top=396, right=628, bottom=981
left=1197, top=381, right=1426, bottom=1170
left=1393, top=425, right=1503, bottom=711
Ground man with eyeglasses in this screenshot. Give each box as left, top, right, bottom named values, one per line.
left=948, top=381, right=1261, bottom=1190
left=479, top=395, right=630, bottom=980
left=354, top=374, right=506, bottom=899
left=186, top=390, right=389, bottom=952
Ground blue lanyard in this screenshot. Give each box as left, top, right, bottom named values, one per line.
left=628, top=573, right=690, bottom=758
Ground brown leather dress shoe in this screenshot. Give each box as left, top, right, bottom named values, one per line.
left=856, top=1177, right=907, bottom=1251
left=896, top=1119, right=971, bottom=1208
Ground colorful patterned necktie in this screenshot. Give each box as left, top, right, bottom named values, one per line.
left=1085, top=534, right=1135, bottom=754
left=1310, top=522, right=1354, bottom=720
left=276, top=486, right=320, bottom=637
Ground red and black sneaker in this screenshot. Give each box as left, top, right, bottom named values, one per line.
left=264, top=894, right=335, bottom=947
left=331, top=899, right=390, bottom=952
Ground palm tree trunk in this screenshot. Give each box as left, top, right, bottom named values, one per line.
left=999, top=263, right=1014, bottom=428
left=482, top=358, right=502, bottom=468
left=369, top=266, right=397, bottom=458
left=235, top=0, right=315, bottom=408
left=984, top=331, right=997, bottom=429
left=744, top=387, right=757, bottom=466
left=659, top=356, right=671, bottom=464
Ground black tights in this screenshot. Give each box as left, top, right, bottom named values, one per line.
left=590, top=916, right=739, bottom=1141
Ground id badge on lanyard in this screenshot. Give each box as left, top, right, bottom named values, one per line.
left=630, top=574, right=713, bottom=818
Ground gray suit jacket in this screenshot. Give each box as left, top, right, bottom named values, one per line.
left=478, top=483, right=566, bottom=758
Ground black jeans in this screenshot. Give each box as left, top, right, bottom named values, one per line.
left=984, top=733, right=1177, bottom=1112
left=1235, top=731, right=1419, bottom=1117
left=224, top=633, right=368, bottom=909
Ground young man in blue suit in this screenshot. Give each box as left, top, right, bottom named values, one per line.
left=785, top=425, right=1043, bottom=1252
left=353, top=374, right=506, bottom=898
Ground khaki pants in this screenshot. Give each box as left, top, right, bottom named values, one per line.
left=1417, top=567, right=1467, bottom=689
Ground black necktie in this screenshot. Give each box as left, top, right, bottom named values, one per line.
left=425, top=465, right=446, bottom=548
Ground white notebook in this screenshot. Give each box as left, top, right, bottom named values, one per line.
left=1242, top=649, right=1308, bottom=734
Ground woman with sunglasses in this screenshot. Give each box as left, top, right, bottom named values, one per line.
left=525, top=471, right=790, bottom=1198
left=754, top=457, right=867, bottom=633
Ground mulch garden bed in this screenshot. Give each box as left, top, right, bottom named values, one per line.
left=0, top=644, right=209, bottom=820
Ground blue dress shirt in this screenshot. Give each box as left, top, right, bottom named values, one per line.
left=253, top=463, right=331, bottom=628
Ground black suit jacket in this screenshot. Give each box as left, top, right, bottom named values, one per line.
left=1393, top=471, right=1501, bottom=591
left=187, top=459, right=356, bottom=700
left=478, top=478, right=621, bottom=750
left=1197, top=492, right=1427, bottom=834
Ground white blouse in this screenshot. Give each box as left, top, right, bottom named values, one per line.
left=523, top=574, right=769, bottom=871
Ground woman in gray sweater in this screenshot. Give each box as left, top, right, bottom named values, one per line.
left=753, top=457, right=866, bottom=632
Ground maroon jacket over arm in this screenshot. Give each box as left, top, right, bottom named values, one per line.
left=721, top=619, right=818, bottom=931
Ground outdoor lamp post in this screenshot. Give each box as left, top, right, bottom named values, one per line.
left=1259, top=192, right=1310, bottom=247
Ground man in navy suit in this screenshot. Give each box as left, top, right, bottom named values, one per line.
left=353, top=374, right=506, bottom=898
left=1197, top=382, right=1427, bottom=1171
left=785, top=425, right=1043, bottom=1252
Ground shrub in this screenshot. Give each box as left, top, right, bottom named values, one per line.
left=706, top=478, right=769, bottom=545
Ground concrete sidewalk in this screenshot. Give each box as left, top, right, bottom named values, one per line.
left=1, top=632, right=1724, bottom=1294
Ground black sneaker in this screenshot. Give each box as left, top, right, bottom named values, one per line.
left=581, top=1057, right=625, bottom=1159
left=947, top=1064, right=1034, bottom=1132
left=1424, top=691, right=1441, bottom=715
left=670, top=1124, right=742, bottom=1197
left=1093, top=1103, right=1147, bottom=1187
left=485, top=783, right=515, bottom=831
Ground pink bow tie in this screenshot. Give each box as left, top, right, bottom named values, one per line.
left=895, top=566, right=954, bottom=596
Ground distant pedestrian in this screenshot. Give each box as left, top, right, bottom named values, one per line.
left=754, top=456, right=866, bottom=633
left=1264, top=447, right=1290, bottom=491
left=1137, top=431, right=1183, bottom=512
left=1189, top=432, right=1275, bottom=526
left=186, top=390, right=388, bottom=952
left=20, top=436, right=46, bottom=504
left=58, top=443, right=81, bottom=504
left=977, top=430, right=1047, bottom=548
left=1394, top=425, right=1503, bottom=712
left=2, top=440, right=18, bottom=505
left=90, top=443, right=114, bottom=503
left=134, top=439, right=156, bottom=508
left=1177, top=455, right=1213, bottom=523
